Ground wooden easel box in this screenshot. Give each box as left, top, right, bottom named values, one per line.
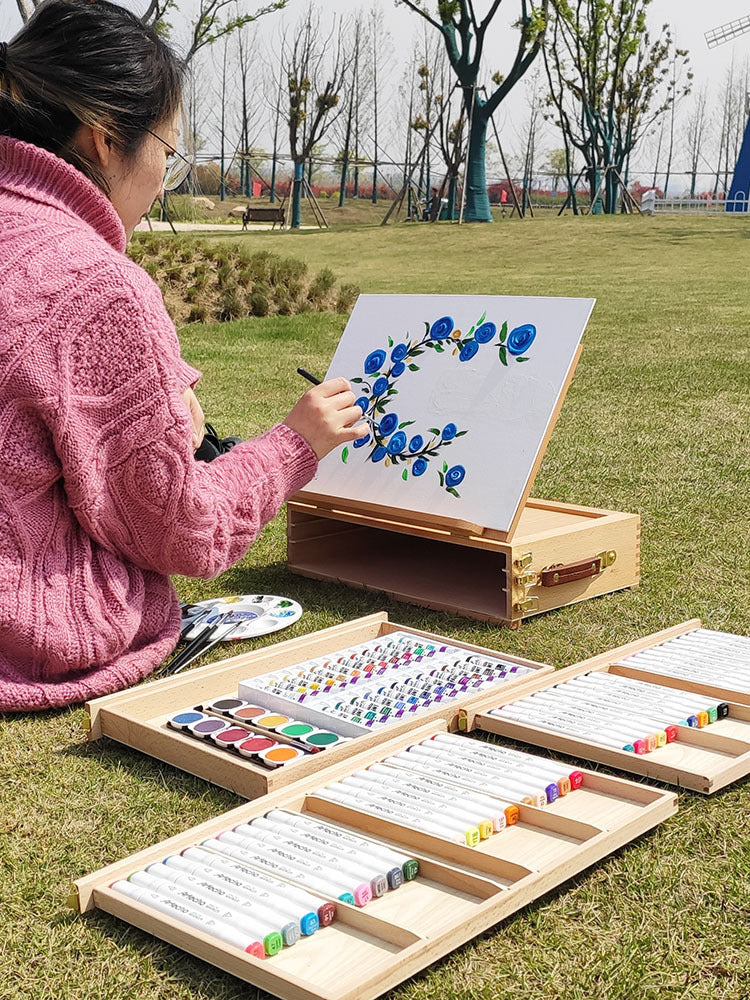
left=85, top=613, right=554, bottom=801
left=73, top=719, right=677, bottom=1000
left=460, top=620, right=750, bottom=795
left=287, top=344, right=640, bottom=627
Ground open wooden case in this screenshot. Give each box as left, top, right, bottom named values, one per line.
left=288, top=343, right=640, bottom=627
left=462, top=621, right=750, bottom=794
left=84, top=613, right=553, bottom=800
left=73, top=720, right=677, bottom=1000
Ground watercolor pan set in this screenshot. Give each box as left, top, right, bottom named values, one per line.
left=73, top=719, right=677, bottom=1000
left=463, top=620, right=750, bottom=795
left=84, top=613, right=553, bottom=799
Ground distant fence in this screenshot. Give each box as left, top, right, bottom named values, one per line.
left=641, top=190, right=749, bottom=215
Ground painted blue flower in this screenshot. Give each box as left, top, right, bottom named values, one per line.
left=353, top=433, right=370, bottom=448
left=372, top=446, right=387, bottom=462
left=475, top=321, right=496, bottom=344
left=391, top=361, right=406, bottom=378
left=459, top=340, right=479, bottom=362
left=408, top=434, right=424, bottom=453
left=430, top=315, right=454, bottom=340
left=412, top=457, right=428, bottom=476
left=387, top=431, right=407, bottom=455
left=441, top=423, right=457, bottom=441
left=446, top=465, right=466, bottom=487
left=507, top=323, right=536, bottom=355
left=364, top=349, right=386, bottom=374
left=391, top=343, right=409, bottom=362
left=378, top=412, right=399, bottom=435
left=355, top=396, right=369, bottom=413
left=372, top=376, right=389, bottom=396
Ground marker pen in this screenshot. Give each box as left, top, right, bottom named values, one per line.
left=490, top=704, right=641, bottom=752
left=143, top=864, right=300, bottom=946
left=111, top=880, right=265, bottom=957
left=313, top=783, right=482, bottom=847
left=574, top=672, right=726, bottom=723
left=163, top=854, right=320, bottom=935
left=266, top=810, right=418, bottom=884
left=220, top=828, right=373, bottom=907
left=501, top=692, right=650, bottom=748
left=201, top=835, right=356, bottom=906
left=337, top=773, right=488, bottom=843
left=619, top=649, right=749, bottom=686
left=642, top=641, right=750, bottom=668
left=363, top=762, right=509, bottom=832
left=571, top=672, right=704, bottom=726
left=428, top=734, right=584, bottom=792
left=245, top=817, right=390, bottom=897
left=387, top=747, right=537, bottom=813
left=180, top=846, right=336, bottom=926
left=127, top=870, right=284, bottom=956
left=548, top=682, right=678, bottom=743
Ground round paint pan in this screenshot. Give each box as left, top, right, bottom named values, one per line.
left=277, top=722, right=315, bottom=740
left=187, top=717, right=231, bottom=740
left=253, top=713, right=291, bottom=732
left=301, top=730, right=346, bottom=750
left=167, top=711, right=206, bottom=731
left=231, top=704, right=268, bottom=722
left=256, top=745, right=306, bottom=769
left=201, top=697, right=247, bottom=716
left=212, top=726, right=253, bottom=750
left=237, top=735, right=277, bottom=760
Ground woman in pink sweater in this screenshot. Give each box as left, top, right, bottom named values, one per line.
left=0, top=1, right=365, bottom=711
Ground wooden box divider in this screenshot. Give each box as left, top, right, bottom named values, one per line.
left=463, top=620, right=750, bottom=795
left=84, top=614, right=554, bottom=800
left=74, top=720, right=677, bottom=1000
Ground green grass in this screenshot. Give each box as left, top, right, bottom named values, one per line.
left=1, top=214, right=749, bottom=1000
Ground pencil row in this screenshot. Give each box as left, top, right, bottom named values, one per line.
left=113, top=810, right=419, bottom=957
left=489, top=671, right=729, bottom=752
left=616, top=627, right=750, bottom=693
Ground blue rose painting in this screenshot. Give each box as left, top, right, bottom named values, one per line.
left=340, top=308, right=537, bottom=498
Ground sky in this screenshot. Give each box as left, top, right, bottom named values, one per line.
left=4, top=0, right=750, bottom=190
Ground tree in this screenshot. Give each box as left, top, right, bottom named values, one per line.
left=685, top=88, right=709, bottom=198
left=545, top=147, right=569, bottom=191
left=397, top=1, right=549, bottom=222
left=543, top=0, right=690, bottom=214
left=283, top=8, right=348, bottom=227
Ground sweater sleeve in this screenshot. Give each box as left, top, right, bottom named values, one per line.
left=53, top=271, right=317, bottom=579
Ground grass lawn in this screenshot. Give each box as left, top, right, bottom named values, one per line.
left=1, top=215, right=749, bottom=1000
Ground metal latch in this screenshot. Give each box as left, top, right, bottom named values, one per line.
left=597, top=549, right=617, bottom=568
left=513, top=597, right=539, bottom=614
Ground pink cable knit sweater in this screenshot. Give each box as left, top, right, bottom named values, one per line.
left=0, top=137, right=317, bottom=712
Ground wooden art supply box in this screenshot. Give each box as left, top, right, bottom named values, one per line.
left=76, top=615, right=749, bottom=1000
left=287, top=348, right=639, bottom=627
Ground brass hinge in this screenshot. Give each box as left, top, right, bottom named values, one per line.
left=513, top=597, right=539, bottom=614
left=597, top=549, right=617, bottom=568
left=514, top=552, right=533, bottom=570
left=514, top=570, right=538, bottom=588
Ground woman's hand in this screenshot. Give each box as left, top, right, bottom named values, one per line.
left=283, top=378, right=368, bottom=460
left=181, top=386, right=206, bottom=450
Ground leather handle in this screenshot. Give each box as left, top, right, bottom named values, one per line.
left=540, top=557, right=602, bottom=587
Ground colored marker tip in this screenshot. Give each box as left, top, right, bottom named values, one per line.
left=569, top=771, right=584, bottom=789
left=338, top=892, right=355, bottom=906
left=353, top=883, right=373, bottom=907
left=318, top=902, right=337, bottom=924
left=300, top=913, right=319, bottom=936
left=664, top=725, right=678, bottom=743
left=464, top=827, right=481, bottom=848
left=263, top=932, right=284, bottom=956
left=545, top=783, right=559, bottom=803
left=402, top=860, right=420, bottom=880
left=632, top=740, right=647, bottom=754
left=246, top=941, right=265, bottom=958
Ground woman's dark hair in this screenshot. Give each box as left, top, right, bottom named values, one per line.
left=0, top=0, right=184, bottom=193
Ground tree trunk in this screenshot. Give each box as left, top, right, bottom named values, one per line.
left=291, top=160, right=304, bottom=228
left=447, top=174, right=458, bottom=220
left=463, top=108, right=492, bottom=223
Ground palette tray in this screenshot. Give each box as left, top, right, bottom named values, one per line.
left=463, top=620, right=750, bottom=794
left=85, top=613, right=553, bottom=800
left=73, top=720, right=677, bottom=1000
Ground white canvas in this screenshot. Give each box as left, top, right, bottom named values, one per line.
left=310, top=294, right=595, bottom=534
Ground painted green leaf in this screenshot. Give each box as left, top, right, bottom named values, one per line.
left=429, top=428, right=440, bottom=435
left=408, top=364, right=420, bottom=371
left=412, top=349, right=425, bottom=356
left=428, top=450, right=439, bottom=457
left=438, top=472, right=445, bottom=486
left=351, top=377, right=363, bottom=383
left=402, top=469, right=408, bottom=481
left=447, top=487, right=460, bottom=498
left=499, top=321, right=507, bottom=343
left=467, top=326, right=475, bottom=339
left=342, top=446, right=349, bottom=464
left=388, top=336, right=393, bottom=347
left=434, top=343, right=445, bottom=353
left=499, top=345, right=508, bottom=366
left=516, top=356, right=529, bottom=362
left=442, top=460, right=448, bottom=472
left=478, top=311, right=486, bottom=326
left=398, top=420, right=416, bottom=429
left=456, top=430, right=468, bottom=437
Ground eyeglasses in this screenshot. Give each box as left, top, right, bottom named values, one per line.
left=144, top=127, right=194, bottom=191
